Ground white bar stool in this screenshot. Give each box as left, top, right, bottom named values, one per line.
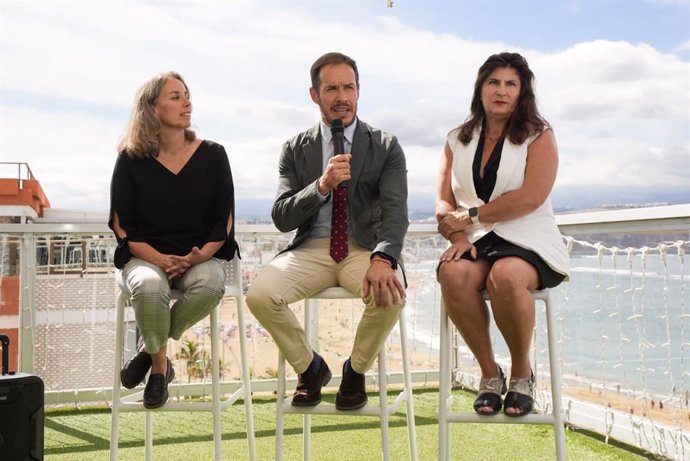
left=275, top=287, right=418, bottom=461
left=110, top=257, right=257, bottom=461
left=437, top=289, right=566, bottom=461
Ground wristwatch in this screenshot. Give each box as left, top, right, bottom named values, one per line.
left=468, top=207, right=480, bottom=225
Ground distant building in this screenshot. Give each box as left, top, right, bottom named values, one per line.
left=0, top=162, right=50, bottom=224
left=0, top=162, right=51, bottom=371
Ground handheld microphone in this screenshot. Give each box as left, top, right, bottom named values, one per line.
left=331, top=118, right=345, bottom=155
left=330, top=118, right=348, bottom=189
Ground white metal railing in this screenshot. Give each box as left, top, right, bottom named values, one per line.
left=0, top=203, right=689, bottom=460
left=0, top=161, right=36, bottom=183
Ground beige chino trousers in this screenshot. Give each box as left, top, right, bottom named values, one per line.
left=246, top=237, right=405, bottom=375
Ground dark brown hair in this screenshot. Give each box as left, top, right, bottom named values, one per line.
left=310, top=52, right=359, bottom=91
left=457, top=52, right=548, bottom=145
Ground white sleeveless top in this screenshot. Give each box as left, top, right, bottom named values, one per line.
left=447, top=127, right=570, bottom=278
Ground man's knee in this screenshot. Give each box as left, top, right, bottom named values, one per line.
left=245, top=282, right=280, bottom=317
left=364, top=294, right=405, bottom=314
left=244, top=285, right=262, bottom=312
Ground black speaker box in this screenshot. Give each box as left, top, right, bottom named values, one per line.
left=0, top=335, right=44, bottom=461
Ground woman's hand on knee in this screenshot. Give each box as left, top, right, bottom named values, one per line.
left=440, top=241, right=476, bottom=262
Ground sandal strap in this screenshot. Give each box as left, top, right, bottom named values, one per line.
left=478, top=376, right=505, bottom=396
left=477, top=365, right=507, bottom=396
left=507, top=371, right=535, bottom=396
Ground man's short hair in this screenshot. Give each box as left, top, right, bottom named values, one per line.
left=310, top=52, right=359, bottom=91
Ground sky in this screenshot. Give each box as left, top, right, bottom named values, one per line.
left=1, top=0, right=689, bottom=219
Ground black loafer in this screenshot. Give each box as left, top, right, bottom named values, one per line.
left=292, top=355, right=332, bottom=407
left=335, top=359, right=367, bottom=411
left=143, top=359, right=175, bottom=409
left=120, top=349, right=152, bottom=389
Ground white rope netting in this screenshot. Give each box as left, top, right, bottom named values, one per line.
left=0, top=231, right=687, bottom=458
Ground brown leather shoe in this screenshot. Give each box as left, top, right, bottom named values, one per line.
left=292, top=355, right=331, bottom=407
left=335, top=359, right=367, bottom=411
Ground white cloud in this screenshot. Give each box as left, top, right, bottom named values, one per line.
left=0, top=1, right=688, bottom=214
left=0, top=106, right=119, bottom=210
left=536, top=41, right=689, bottom=121
left=671, top=40, right=690, bottom=54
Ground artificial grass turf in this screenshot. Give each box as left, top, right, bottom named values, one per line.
left=45, top=388, right=654, bottom=460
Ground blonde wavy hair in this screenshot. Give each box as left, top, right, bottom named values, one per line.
left=117, top=71, right=196, bottom=158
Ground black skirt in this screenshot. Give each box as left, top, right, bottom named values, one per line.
left=442, top=231, right=565, bottom=290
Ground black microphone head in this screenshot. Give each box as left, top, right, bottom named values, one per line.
left=330, top=118, right=344, bottom=133
left=330, top=118, right=345, bottom=156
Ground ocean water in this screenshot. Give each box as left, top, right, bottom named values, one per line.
left=403, top=253, right=689, bottom=400
left=558, top=254, right=688, bottom=399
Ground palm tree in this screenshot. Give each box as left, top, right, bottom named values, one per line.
left=263, top=367, right=279, bottom=379
left=175, top=338, right=229, bottom=382
left=175, top=339, right=204, bottom=383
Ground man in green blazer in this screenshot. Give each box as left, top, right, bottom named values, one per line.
left=246, top=52, right=409, bottom=411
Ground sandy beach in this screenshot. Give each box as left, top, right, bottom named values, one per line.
left=210, top=296, right=438, bottom=381
left=564, top=385, right=689, bottom=428
left=169, top=294, right=438, bottom=387
left=169, top=295, right=688, bottom=430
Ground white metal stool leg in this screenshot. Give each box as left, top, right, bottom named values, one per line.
left=235, top=292, right=257, bottom=461
left=437, top=289, right=566, bottom=461
left=109, top=291, right=126, bottom=461
left=210, top=307, right=222, bottom=460
left=145, top=412, right=153, bottom=460
left=274, top=287, right=418, bottom=461
left=399, top=313, right=418, bottom=460
left=438, top=299, right=452, bottom=461
left=276, top=349, right=287, bottom=461
left=378, top=346, right=389, bottom=460
left=544, top=289, right=567, bottom=459
left=303, top=297, right=317, bottom=461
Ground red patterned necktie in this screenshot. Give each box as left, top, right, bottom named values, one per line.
left=330, top=187, right=348, bottom=262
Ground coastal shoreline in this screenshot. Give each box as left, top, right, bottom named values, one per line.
left=170, top=296, right=690, bottom=429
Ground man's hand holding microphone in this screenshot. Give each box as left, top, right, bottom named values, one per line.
left=318, top=118, right=351, bottom=195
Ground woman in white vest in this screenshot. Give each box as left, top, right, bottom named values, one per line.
left=436, top=52, right=569, bottom=417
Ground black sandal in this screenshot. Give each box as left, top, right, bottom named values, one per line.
left=504, top=371, right=535, bottom=417
left=473, top=365, right=507, bottom=415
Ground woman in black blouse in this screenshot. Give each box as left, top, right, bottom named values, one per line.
left=109, top=71, right=238, bottom=409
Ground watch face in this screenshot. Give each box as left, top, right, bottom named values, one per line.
left=469, top=207, right=478, bottom=217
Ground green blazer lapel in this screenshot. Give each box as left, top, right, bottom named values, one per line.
left=348, top=121, right=370, bottom=193
left=303, top=124, right=323, bottom=183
